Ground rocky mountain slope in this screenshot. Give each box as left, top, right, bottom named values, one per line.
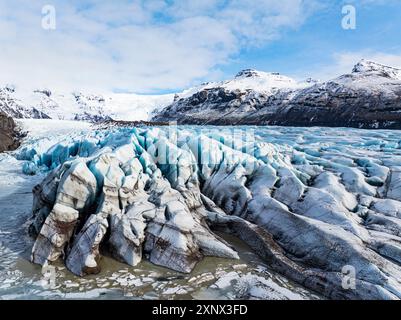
left=153, top=60, right=401, bottom=129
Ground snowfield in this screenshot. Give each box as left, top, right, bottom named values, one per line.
left=1, top=120, right=401, bottom=300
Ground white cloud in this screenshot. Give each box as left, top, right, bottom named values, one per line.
left=0, top=0, right=318, bottom=93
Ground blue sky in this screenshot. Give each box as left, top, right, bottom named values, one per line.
left=223, top=1, right=401, bottom=81
left=0, top=0, right=400, bottom=93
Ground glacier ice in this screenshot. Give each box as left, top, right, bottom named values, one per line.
left=23, top=124, right=401, bottom=299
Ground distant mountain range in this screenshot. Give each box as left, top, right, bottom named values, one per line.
left=2, top=59, right=401, bottom=129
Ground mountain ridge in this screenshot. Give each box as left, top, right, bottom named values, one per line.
left=153, top=60, right=401, bottom=129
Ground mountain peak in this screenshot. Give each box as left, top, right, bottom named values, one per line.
left=235, top=69, right=262, bottom=78
left=352, top=59, right=401, bottom=79
left=235, top=69, right=284, bottom=79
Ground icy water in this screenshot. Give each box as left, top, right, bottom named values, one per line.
left=1, top=120, right=401, bottom=300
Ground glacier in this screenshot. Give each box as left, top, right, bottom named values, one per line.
left=15, top=121, right=401, bottom=300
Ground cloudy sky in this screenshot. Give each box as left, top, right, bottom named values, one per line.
left=0, top=0, right=400, bottom=93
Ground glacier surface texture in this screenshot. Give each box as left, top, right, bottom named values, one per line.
left=20, top=124, right=401, bottom=300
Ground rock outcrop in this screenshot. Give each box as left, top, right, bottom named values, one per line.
left=0, top=112, right=21, bottom=153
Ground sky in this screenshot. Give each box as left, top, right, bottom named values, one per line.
left=0, top=0, right=400, bottom=94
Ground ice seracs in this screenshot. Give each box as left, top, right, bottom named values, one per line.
left=23, top=124, right=401, bottom=299
left=28, top=128, right=239, bottom=276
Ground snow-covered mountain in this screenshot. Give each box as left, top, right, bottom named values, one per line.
left=178, top=69, right=311, bottom=99
left=0, top=86, right=175, bottom=122
left=153, top=60, right=401, bottom=129
left=352, top=59, right=401, bottom=79
left=0, top=69, right=316, bottom=124
left=0, top=87, right=50, bottom=119
left=153, top=69, right=314, bottom=125
left=2, top=59, right=401, bottom=129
